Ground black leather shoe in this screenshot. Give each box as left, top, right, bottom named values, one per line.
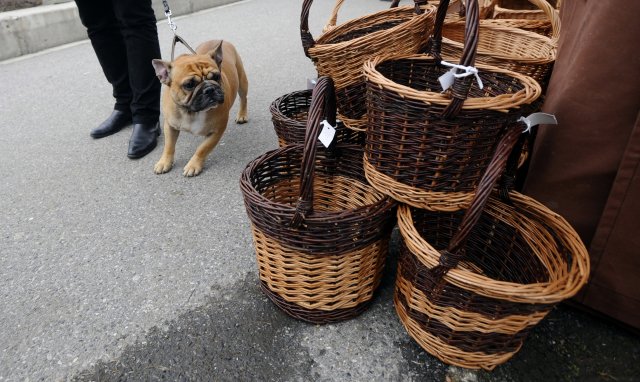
left=127, top=122, right=161, bottom=159
left=90, top=110, right=132, bottom=139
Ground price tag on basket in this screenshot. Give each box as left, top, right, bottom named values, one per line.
left=519, top=113, right=558, bottom=133
left=438, top=61, right=484, bottom=92
left=307, top=77, right=318, bottom=90
left=438, top=69, right=456, bottom=92
left=318, top=120, right=336, bottom=148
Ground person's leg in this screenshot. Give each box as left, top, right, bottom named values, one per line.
left=75, top=0, right=133, bottom=115
left=111, top=0, right=161, bottom=158
left=112, top=0, right=161, bottom=125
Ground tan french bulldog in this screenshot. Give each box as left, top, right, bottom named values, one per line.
left=151, top=40, right=248, bottom=176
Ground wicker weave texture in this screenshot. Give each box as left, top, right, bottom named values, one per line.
left=241, top=77, right=396, bottom=323
left=392, top=125, right=589, bottom=369
left=364, top=56, right=541, bottom=209
left=480, top=0, right=560, bottom=39
left=362, top=0, right=541, bottom=210
left=241, top=147, right=396, bottom=323
left=253, top=226, right=388, bottom=323
left=440, top=21, right=556, bottom=88
left=394, top=192, right=590, bottom=369
left=270, top=89, right=364, bottom=147
left=301, top=1, right=436, bottom=131
left=242, top=147, right=396, bottom=255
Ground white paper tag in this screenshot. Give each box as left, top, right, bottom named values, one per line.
left=307, top=77, right=318, bottom=90
left=318, top=120, right=336, bottom=148
left=439, top=69, right=456, bottom=92
left=519, top=113, right=558, bottom=133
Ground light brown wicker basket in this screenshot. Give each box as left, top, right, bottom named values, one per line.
left=439, top=17, right=557, bottom=89
left=301, top=0, right=436, bottom=131
left=479, top=0, right=560, bottom=39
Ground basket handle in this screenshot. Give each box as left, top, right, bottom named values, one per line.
left=428, top=0, right=480, bottom=118
left=455, top=0, right=499, bottom=18
left=529, top=0, right=561, bottom=42
left=301, top=0, right=425, bottom=58
left=290, top=76, right=338, bottom=228
left=487, top=0, right=560, bottom=42
left=430, top=123, right=527, bottom=279
left=322, top=0, right=403, bottom=33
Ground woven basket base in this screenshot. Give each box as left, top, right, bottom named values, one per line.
left=252, top=226, right=389, bottom=324
left=394, top=285, right=521, bottom=370
left=260, top=280, right=374, bottom=324
left=364, top=155, right=473, bottom=211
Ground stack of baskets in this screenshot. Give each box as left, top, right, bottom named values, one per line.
left=240, top=0, right=590, bottom=371
left=361, top=0, right=589, bottom=370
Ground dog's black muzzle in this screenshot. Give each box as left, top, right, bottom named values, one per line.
left=188, top=81, right=225, bottom=113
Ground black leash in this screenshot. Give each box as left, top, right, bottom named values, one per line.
left=161, top=0, right=197, bottom=60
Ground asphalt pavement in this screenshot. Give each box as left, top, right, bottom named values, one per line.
left=1, top=0, right=639, bottom=381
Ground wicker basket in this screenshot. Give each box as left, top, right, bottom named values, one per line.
left=439, top=17, right=557, bottom=89
left=301, top=0, right=436, bottom=131
left=363, top=0, right=542, bottom=211
left=394, top=127, right=591, bottom=370
left=270, top=88, right=364, bottom=147
left=478, top=0, right=560, bottom=39
left=240, top=77, right=396, bottom=324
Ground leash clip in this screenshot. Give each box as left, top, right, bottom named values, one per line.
left=165, top=10, right=177, bottom=33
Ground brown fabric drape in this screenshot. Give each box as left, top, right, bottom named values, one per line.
left=523, top=1, right=640, bottom=329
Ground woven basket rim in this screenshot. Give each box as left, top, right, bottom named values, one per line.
left=396, top=192, right=590, bottom=303
left=241, top=144, right=395, bottom=222
left=310, top=5, right=435, bottom=54
left=270, top=89, right=311, bottom=125
left=364, top=54, right=542, bottom=111
left=442, top=21, right=557, bottom=62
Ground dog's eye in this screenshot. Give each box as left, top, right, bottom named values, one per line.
left=209, top=72, right=221, bottom=81
left=183, top=79, right=197, bottom=90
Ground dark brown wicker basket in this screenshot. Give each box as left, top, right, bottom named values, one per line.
left=270, top=89, right=364, bottom=147
left=363, top=0, right=542, bottom=211
left=241, top=77, right=397, bottom=324
left=394, top=127, right=590, bottom=370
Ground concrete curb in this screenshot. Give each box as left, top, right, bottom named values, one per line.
left=0, top=0, right=241, bottom=61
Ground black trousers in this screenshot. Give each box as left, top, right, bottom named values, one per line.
left=75, top=0, right=161, bottom=124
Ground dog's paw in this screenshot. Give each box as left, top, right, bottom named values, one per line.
left=154, top=159, right=173, bottom=174
left=235, top=114, right=248, bottom=124
left=183, top=160, right=204, bottom=177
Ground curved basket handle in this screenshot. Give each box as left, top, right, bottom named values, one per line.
left=489, top=0, right=560, bottom=42
left=323, top=0, right=402, bottom=33
left=290, top=76, right=337, bottom=228
left=428, top=0, right=480, bottom=118
left=430, top=124, right=527, bottom=278
left=529, top=0, right=561, bottom=42
left=301, top=0, right=423, bottom=58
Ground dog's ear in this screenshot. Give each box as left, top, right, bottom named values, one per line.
left=208, top=41, right=224, bottom=70
left=152, top=59, right=172, bottom=85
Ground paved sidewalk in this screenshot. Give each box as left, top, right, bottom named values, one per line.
left=0, top=0, right=639, bottom=381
